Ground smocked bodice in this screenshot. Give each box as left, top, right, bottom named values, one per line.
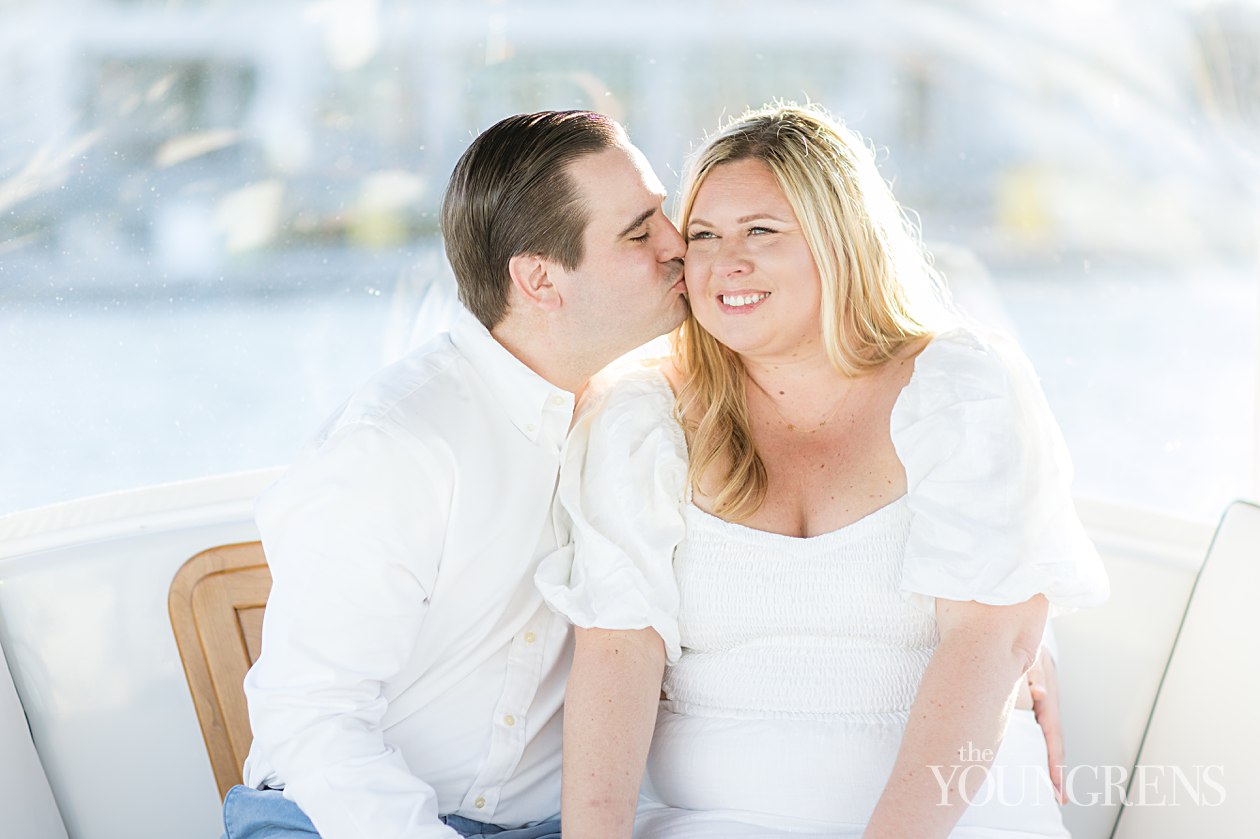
left=664, top=498, right=938, bottom=721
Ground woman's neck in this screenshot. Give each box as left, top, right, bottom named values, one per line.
left=741, top=349, right=854, bottom=407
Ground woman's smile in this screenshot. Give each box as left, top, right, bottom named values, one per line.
left=716, top=290, right=772, bottom=313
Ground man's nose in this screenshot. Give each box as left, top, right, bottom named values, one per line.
left=660, top=220, right=686, bottom=261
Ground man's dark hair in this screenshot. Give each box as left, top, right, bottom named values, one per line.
left=440, top=110, right=623, bottom=329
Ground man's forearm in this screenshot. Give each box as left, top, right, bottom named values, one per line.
left=562, top=627, right=665, bottom=839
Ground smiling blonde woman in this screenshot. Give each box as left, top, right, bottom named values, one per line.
left=538, top=103, right=1109, bottom=839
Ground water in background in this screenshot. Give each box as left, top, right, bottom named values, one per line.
left=2, top=0, right=1258, bottom=522
left=2, top=253, right=1254, bottom=524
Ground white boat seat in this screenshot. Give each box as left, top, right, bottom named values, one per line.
left=1112, top=500, right=1259, bottom=835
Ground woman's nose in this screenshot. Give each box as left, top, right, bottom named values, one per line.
left=710, top=239, right=752, bottom=277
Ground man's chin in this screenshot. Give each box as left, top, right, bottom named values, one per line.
left=661, top=304, right=688, bottom=338
left=672, top=292, right=691, bottom=324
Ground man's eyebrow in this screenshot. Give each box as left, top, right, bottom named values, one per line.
left=617, top=207, right=656, bottom=238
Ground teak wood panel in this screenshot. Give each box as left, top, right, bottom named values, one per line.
left=169, top=542, right=271, bottom=801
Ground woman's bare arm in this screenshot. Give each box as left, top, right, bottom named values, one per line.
left=862, top=594, right=1049, bottom=839
left=561, top=626, right=666, bottom=839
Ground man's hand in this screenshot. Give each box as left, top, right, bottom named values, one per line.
left=1028, top=653, right=1066, bottom=803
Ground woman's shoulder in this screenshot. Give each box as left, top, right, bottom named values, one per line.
left=891, top=321, right=1064, bottom=472
left=919, top=322, right=1031, bottom=375
left=584, top=357, right=676, bottom=417
left=574, top=358, right=684, bottom=460
left=900, top=323, right=1043, bottom=413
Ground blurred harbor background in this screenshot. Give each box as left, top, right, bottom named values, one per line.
left=1, top=0, right=1258, bottom=522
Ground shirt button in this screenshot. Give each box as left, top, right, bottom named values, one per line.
left=525, top=422, right=536, bottom=433
left=474, top=795, right=486, bottom=809
left=504, top=714, right=516, bottom=727
left=549, top=394, right=566, bottom=407
left=524, top=631, right=537, bottom=644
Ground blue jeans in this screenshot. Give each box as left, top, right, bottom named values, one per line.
left=444, top=813, right=562, bottom=838
left=221, top=786, right=562, bottom=839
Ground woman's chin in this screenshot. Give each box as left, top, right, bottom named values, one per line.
left=705, top=329, right=795, bottom=361
left=705, top=331, right=758, bottom=356
left=691, top=318, right=756, bottom=354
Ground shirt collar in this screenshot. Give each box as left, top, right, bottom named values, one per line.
left=449, top=307, right=575, bottom=443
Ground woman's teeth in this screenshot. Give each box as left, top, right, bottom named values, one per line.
left=721, top=292, right=770, bottom=307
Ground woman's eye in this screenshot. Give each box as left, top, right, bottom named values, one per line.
left=749, top=226, right=776, bottom=235
left=686, top=230, right=715, bottom=241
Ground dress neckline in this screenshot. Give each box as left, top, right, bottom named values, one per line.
left=635, top=333, right=971, bottom=547
left=685, top=494, right=909, bottom=546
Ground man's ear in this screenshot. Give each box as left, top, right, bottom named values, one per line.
left=507, top=253, right=563, bottom=313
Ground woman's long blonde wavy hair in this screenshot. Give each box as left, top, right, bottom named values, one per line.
left=674, top=103, right=952, bottom=522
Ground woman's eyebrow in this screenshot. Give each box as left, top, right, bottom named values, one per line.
left=687, top=213, right=789, bottom=228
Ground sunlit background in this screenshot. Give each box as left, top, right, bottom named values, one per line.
left=1, top=0, right=1257, bottom=522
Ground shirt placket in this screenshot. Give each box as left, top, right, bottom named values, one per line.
left=459, top=413, right=563, bottom=822
left=458, top=607, right=552, bottom=820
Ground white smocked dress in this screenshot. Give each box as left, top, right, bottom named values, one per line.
left=537, top=327, right=1110, bottom=838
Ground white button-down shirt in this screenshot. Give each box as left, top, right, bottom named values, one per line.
left=243, top=308, right=576, bottom=839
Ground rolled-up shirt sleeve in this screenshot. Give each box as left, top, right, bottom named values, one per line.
left=537, top=369, right=688, bottom=665
left=243, top=419, right=460, bottom=839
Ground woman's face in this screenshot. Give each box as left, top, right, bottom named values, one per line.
left=683, top=158, right=824, bottom=363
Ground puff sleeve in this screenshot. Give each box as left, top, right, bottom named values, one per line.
left=890, top=328, right=1109, bottom=616
left=536, top=368, right=688, bottom=664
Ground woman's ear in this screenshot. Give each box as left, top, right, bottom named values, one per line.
left=507, top=253, right=563, bottom=312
